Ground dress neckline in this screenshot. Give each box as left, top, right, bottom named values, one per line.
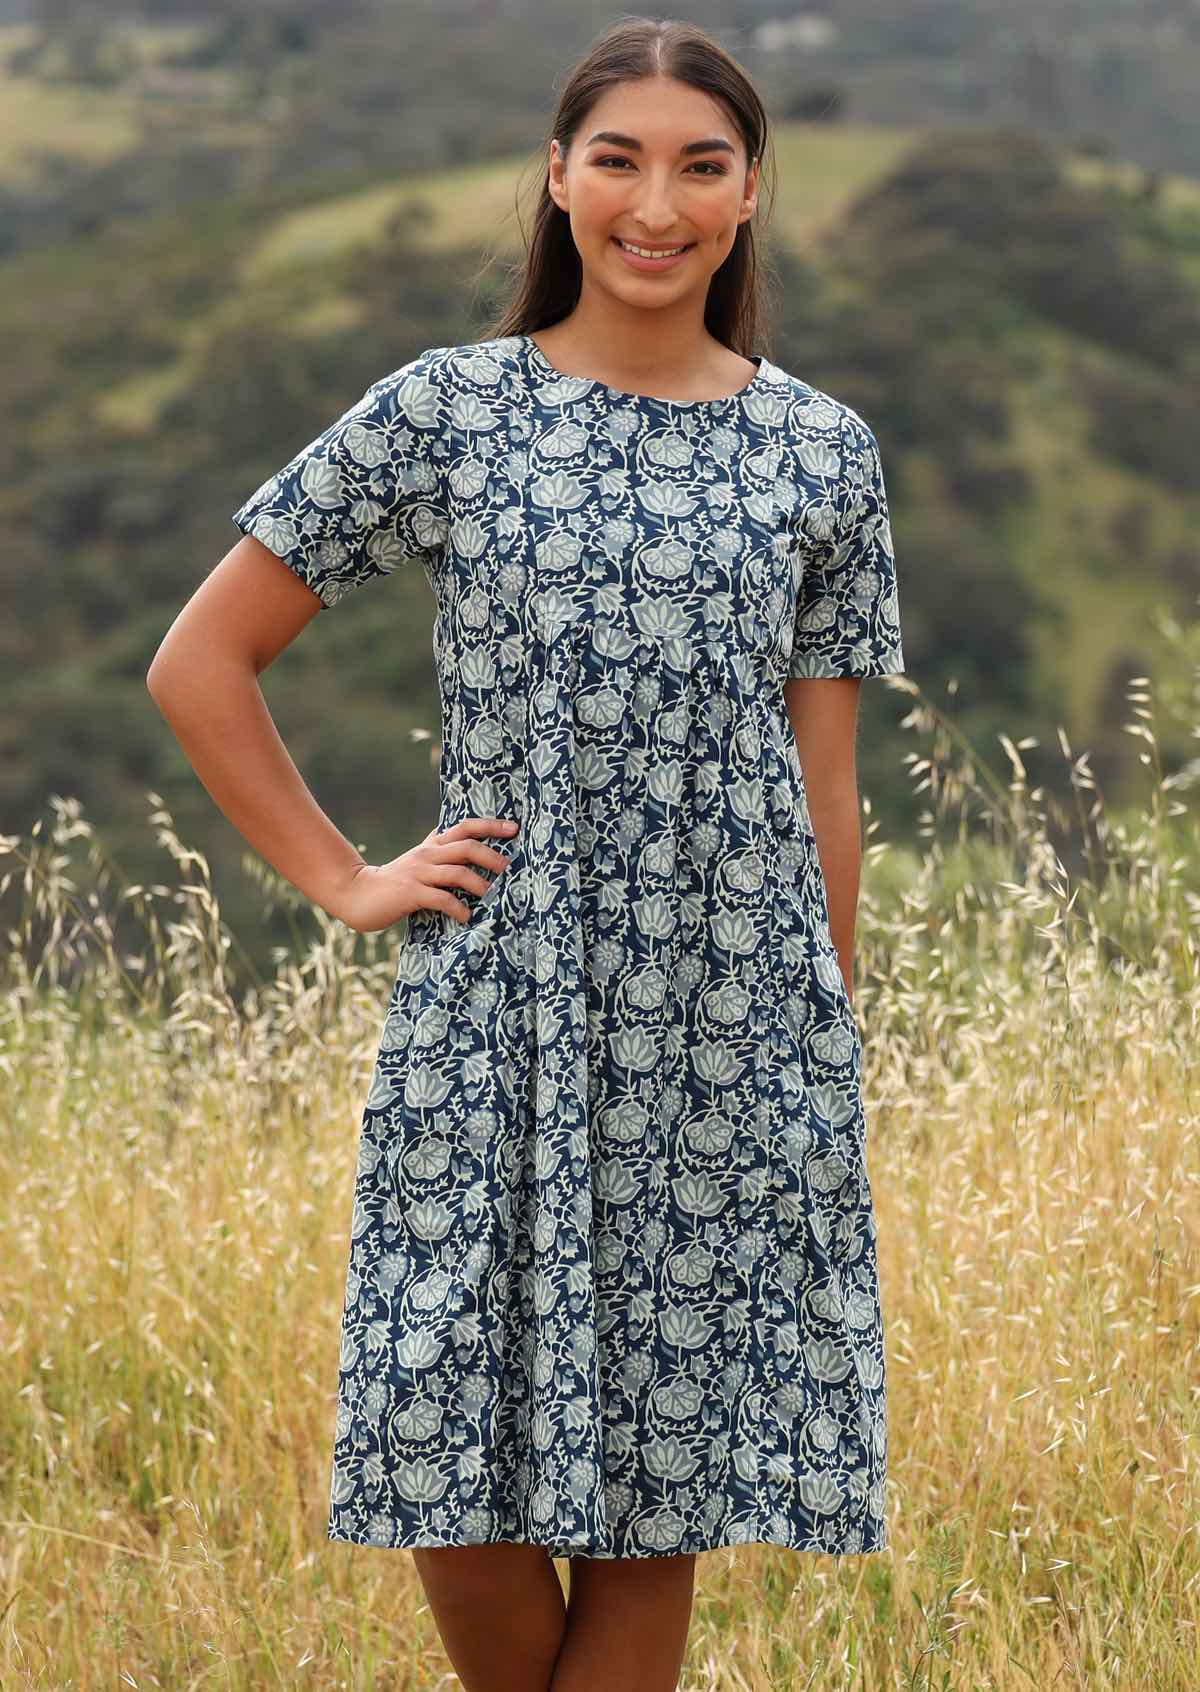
left=521, top=333, right=768, bottom=411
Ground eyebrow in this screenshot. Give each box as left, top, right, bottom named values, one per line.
left=584, top=130, right=736, bottom=158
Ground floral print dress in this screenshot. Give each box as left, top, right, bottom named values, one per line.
left=231, top=332, right=905, bottom=1559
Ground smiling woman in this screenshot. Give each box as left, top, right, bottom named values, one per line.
left=515, top=79, right=764, bottom=401
left=149, top=13, right=906, bottom=1692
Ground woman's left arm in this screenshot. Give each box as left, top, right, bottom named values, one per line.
left=783, top=676, right=863, bottom=1005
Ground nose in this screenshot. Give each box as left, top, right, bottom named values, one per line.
left=632, top=171, right=684, bottom=236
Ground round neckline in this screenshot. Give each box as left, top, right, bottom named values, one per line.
left=521, top=333, right=767, bottom=410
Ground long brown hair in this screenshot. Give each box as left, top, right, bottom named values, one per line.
left=474, top=15, right=778, bottom=358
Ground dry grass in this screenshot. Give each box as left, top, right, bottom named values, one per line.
left=1, top=646, right=1197, bottom=1689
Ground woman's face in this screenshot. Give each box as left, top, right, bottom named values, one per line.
left=548, top=75, right=758, bottom=312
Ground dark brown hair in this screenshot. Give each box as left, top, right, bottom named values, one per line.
left=475, top=14, right=777, bottom=358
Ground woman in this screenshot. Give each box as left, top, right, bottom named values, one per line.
left=148, top=16, right=905, bottom=1692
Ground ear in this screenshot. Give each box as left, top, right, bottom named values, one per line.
left=547, top=139, right=569, bottom=215
left=740, top=154, right=760, bottom=222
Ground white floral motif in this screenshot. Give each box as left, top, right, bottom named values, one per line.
left=229, top=332, right=905, bottom=1560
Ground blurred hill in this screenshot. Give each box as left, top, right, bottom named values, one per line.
left=4, top=2, right=1200, bottom=256
left=4, top=6, right=1199, bottom=965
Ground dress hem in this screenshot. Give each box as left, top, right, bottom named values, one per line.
left=327, top=1523, right=890, bottom=1560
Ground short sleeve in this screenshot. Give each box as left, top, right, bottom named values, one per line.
left=787, top=408, right=905, bottom=680
left=230, top=348, right=451, bottom=609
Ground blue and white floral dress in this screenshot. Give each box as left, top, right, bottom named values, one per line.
left=232, top=332, right=905, bottom=1560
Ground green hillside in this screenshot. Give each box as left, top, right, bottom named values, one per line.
left=4, top=117, right=1198, bottom=962
left=88, top=125, right=919, bottom=435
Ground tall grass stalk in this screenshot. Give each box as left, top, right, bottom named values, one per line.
left=1, top=644, right=1197, bottom=1688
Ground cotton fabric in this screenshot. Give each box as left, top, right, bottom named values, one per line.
left=232, top=332, right=905, bottom=1558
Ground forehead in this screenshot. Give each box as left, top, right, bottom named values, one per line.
left=581, top=77, right=738, bottom=148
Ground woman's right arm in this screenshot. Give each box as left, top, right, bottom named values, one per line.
left=145, top=533, right=517, bottom=932
left=146, top=532, right=380, bottom=924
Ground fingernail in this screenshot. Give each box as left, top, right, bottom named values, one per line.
left=506, top=820, right=519, bottom=831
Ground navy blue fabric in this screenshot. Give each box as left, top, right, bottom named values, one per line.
left=232, top=334, right=905, bottom=1558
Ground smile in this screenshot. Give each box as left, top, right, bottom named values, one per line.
left=615, top=238, right=691, bottom=257
left=611, top=237, right=695, bottom=268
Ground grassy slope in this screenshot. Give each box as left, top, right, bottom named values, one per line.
left=88, top=124, right=920, bottom=432
left=2, top=667, right=1196, bottom=1690
left=0, top=23, right=223, bottom=183
left=2, top=56, right=1198, bottom=747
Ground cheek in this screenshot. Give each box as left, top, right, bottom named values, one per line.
left=577, top=178, right=627, bottom=223
left=697, top=197, right=741, bottom=238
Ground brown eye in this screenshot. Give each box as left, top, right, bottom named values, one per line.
left=595, top=157, right=725, bottom=176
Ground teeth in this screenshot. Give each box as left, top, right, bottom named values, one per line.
left=617, top=239, right=688, bottom=258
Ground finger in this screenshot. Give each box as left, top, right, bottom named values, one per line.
left=427, top=864, right=499, bottom=898
left=435, top=817, right=520, bottom=843
left=428, top=838, right=516, bottom=873
left=428, top=888, right=473, bottom=924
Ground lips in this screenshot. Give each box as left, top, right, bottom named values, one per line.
left=610, top=237, right=697, bottom=275
left=613, top=237, right=694, bottom=257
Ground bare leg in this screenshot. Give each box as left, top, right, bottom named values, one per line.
left=549, top=1552, right=697, bottom=1692
left=410, top=1543, right=568, bottom=1692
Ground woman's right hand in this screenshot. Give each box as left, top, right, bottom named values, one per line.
left=334, top=817, right=521, bottom=935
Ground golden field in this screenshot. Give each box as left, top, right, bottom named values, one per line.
left=1, top=662, right=1196, bottom=1690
